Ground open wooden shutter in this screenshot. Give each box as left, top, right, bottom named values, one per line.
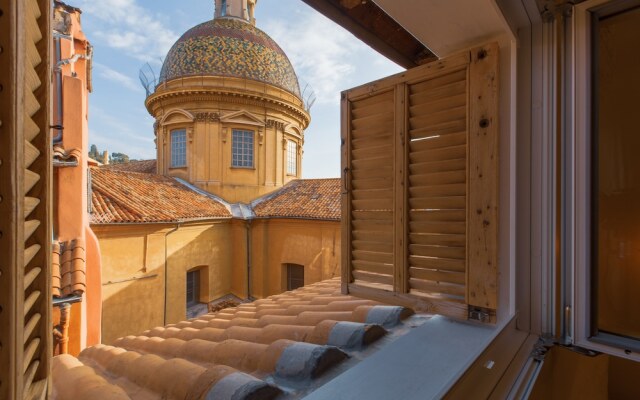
left=0, top=0, right=52, bottom=398
left=342, top=43, right=498, bottom=321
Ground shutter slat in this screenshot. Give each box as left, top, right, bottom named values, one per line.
left=410, top=93, right=467, bottom=116
left=409, top=244, right=465, bottom=260
left=409, top=106, right=466, bottom=131
left=352, top=112, right=395, bottom=131
left=408, top=144, right=467, bottom=163
left=352, top=134, right=394, bottom=150
left=410, top=267, right=466, bottom=285
left=24, top=170, right=40, bottom=195
left=25, top=89, right=40, bottom=118
left=23, top=313, right=41, bottom=343
left=352, top=199, right=393, bottom=211
left=352, top=219, right=393, bottom=230
left=352, top=155, right=394, bottom=170
left=409, top=221, right=466, bottom=234
left=352, top=230, right=393, bottom=243
left=409, top=120, right=467, bottom=140
left=352, top=189, right=393, bottom=201
left=410, top=80, right=467, bottom=105
left=23, top=361, right=40, bottom=398
left=351, top=99, right=394, bottom=119
left=409, top=69, right=467, bottom=95
left=24, top=140, right=40, bottom=168
left=409, top=196, right=466, bottom=209
left=351, top=177, right=393, bottom=191
left=409, top=170, right=466, bottom=186
left=409, top=183, right=466, bottom=198
left=24, top=114, right=40, bottom=142
left=408, top=158, right=466, bottom=174
left=26, top=38, right=41, bottom=68
left=24, top=244, right=41, bottom=267
left=23, top=290, right=41, bottom=317
left=409, top=279, right=465, bottom=297
left=352, top=167, right=393, bottom=181
left=24, top=197, right=40, bottom=218
left=352, top=240, right=394, bottom=253
left=409, top=255, right=466, bottom=272
left=351, top=210, right=393, bottom=221
left=352, top=250, right=394, bottom=264
left=352, top=144, right=391, bottom=161
left=23, top=267, right=41, bottom=291
left=410, top=131, right=467, bottom=150
left=409, top=210, right=466, bottom=222
left=24, top=220, right=40, bottom=242
left=23, top=338, right=40, bottom=374
left=353, top=270, right=394, bottom=286
left=410, top=233, right=466, bottom=247
left=25, top=66, right=41, bottom=93
left=352, top=260, right=394, bottom=275
left=351, top=91, right=394, bottom=108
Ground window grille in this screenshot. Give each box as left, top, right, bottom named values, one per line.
left=232, top=129, right=254, bottom=168
left=170, top=129, right=187, bottom=168
left=287, top=140, right=298, bottom=175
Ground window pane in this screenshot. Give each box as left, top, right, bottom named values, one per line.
left=594, top=6, right=640, bottom=341
left=287, top=140, right=297, bottom=175
left=232, top=129, right=254, bottom=168
left=287, top=264, right=304, bottom=291
left=171, top=129, right=187, bottom=168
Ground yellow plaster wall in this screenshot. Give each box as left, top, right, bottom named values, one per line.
left=248, top=219, right=341, bottom=299
left=93, top=221, right=233, bottom=344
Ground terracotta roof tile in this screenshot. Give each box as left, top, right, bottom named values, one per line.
left=252, top=179, right=341, bottom=220
left=101, top=159, right=157, bottom=174
left=52, top=239, right=86, bottom=298
left=52, top=279, right=418, bottom=399
left=90, top=168, right=230, bottom=224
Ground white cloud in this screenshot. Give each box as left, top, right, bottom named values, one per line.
left=94, top=62, right=142, bottom=92
left=263, top=10, right=364, bottom=105
left=76, top=0, right=177, bottom=63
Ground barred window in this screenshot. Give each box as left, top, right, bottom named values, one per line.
left=170, top=129, right=187, bottom=168
left=232, top=129, right=254, bottom=168
left=287, top=140, right=298, bottom=175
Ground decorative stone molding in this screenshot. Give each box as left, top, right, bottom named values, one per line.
left=194, top=112, right=221, bottom=122
left=282, top=138, right=288, bottom=150
left=188, top=128, right=194, bottom=143
left=258, top=129, right=264, bottom=145
left=267, top=119, right=286, bottom=131
left=222, top=128, right=228, bottom=143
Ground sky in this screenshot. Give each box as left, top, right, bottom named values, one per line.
left=74, top=0, right=403, bottom=178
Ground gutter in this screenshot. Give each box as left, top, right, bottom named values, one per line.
left=163, top=224, right=180, bottom=325
left=245, top=218, right=253, bottom=300
left=53, top=36, right=64, bottom=144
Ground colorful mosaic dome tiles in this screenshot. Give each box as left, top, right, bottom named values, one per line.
left=160, top=18, right=301, bottom=98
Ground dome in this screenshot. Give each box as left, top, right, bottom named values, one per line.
left=159, top=18, right=301, bottom=98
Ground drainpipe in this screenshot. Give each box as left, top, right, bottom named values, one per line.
left=53, top=36, right=64, bottom=144
left=163, top=224, right=180, bottom=325
left=246, top=219, right=252, bottom=300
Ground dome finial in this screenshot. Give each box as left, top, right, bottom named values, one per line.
left=214, top=0, right=257, bottom=25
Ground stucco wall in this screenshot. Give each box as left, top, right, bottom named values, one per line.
left=248, top=219, right=341, bottom=299
left=93, top=221, right=233, bottom=344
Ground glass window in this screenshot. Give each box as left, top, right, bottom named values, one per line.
left=170, top=129, right=187, bottom=168
left=232, top=129, right=254, bottom=168
left=186, top=269, right=200, bottom=306
left=287, top=140, right=298, bottom=175
left=287, top=264, right=304, bottom=291
left=592, top=5, right=640, bottom=344
left=221, top=0, right=226, bottom=16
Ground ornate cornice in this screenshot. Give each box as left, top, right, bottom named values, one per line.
left=194, top=112, right=221, bottom=122
left=147, top=88, right=310, bottom=128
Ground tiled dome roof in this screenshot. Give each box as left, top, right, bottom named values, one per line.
left=160, top=18, right=301, bottom=98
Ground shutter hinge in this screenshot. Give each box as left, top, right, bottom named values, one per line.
left=468, top=306, right=491, bottom=323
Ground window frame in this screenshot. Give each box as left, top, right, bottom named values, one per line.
left=286, top=264, right=305, bottom=291
left=169, top=128, right=187, bottom=169
left=286, top=139, right=298, bottom=176
left=573, top=0, right=640, bottom=361
left=231, top=128, right=255, bottom=169
left=186, top=269, right=201, bottom=307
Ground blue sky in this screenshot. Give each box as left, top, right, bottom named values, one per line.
left=74, top=0, right=403, bottom=178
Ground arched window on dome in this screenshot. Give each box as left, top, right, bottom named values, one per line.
left=221, top=0, right=227, bottom=16
left=287, top=140, right=298, bottom=176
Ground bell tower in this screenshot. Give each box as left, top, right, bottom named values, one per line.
left=215, top=0, right=258, bottom=25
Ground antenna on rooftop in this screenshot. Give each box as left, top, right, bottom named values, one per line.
left=299, top=78, right=317, bottom=112
left=139, top=60, right=163, bottom=97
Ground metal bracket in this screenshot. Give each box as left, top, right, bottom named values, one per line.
left=468, top=307, right=491, bottom=323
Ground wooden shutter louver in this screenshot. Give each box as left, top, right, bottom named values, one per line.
left=0, top=0, right=52, bottom=398
left=342, top=43, right=498, bottom=320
